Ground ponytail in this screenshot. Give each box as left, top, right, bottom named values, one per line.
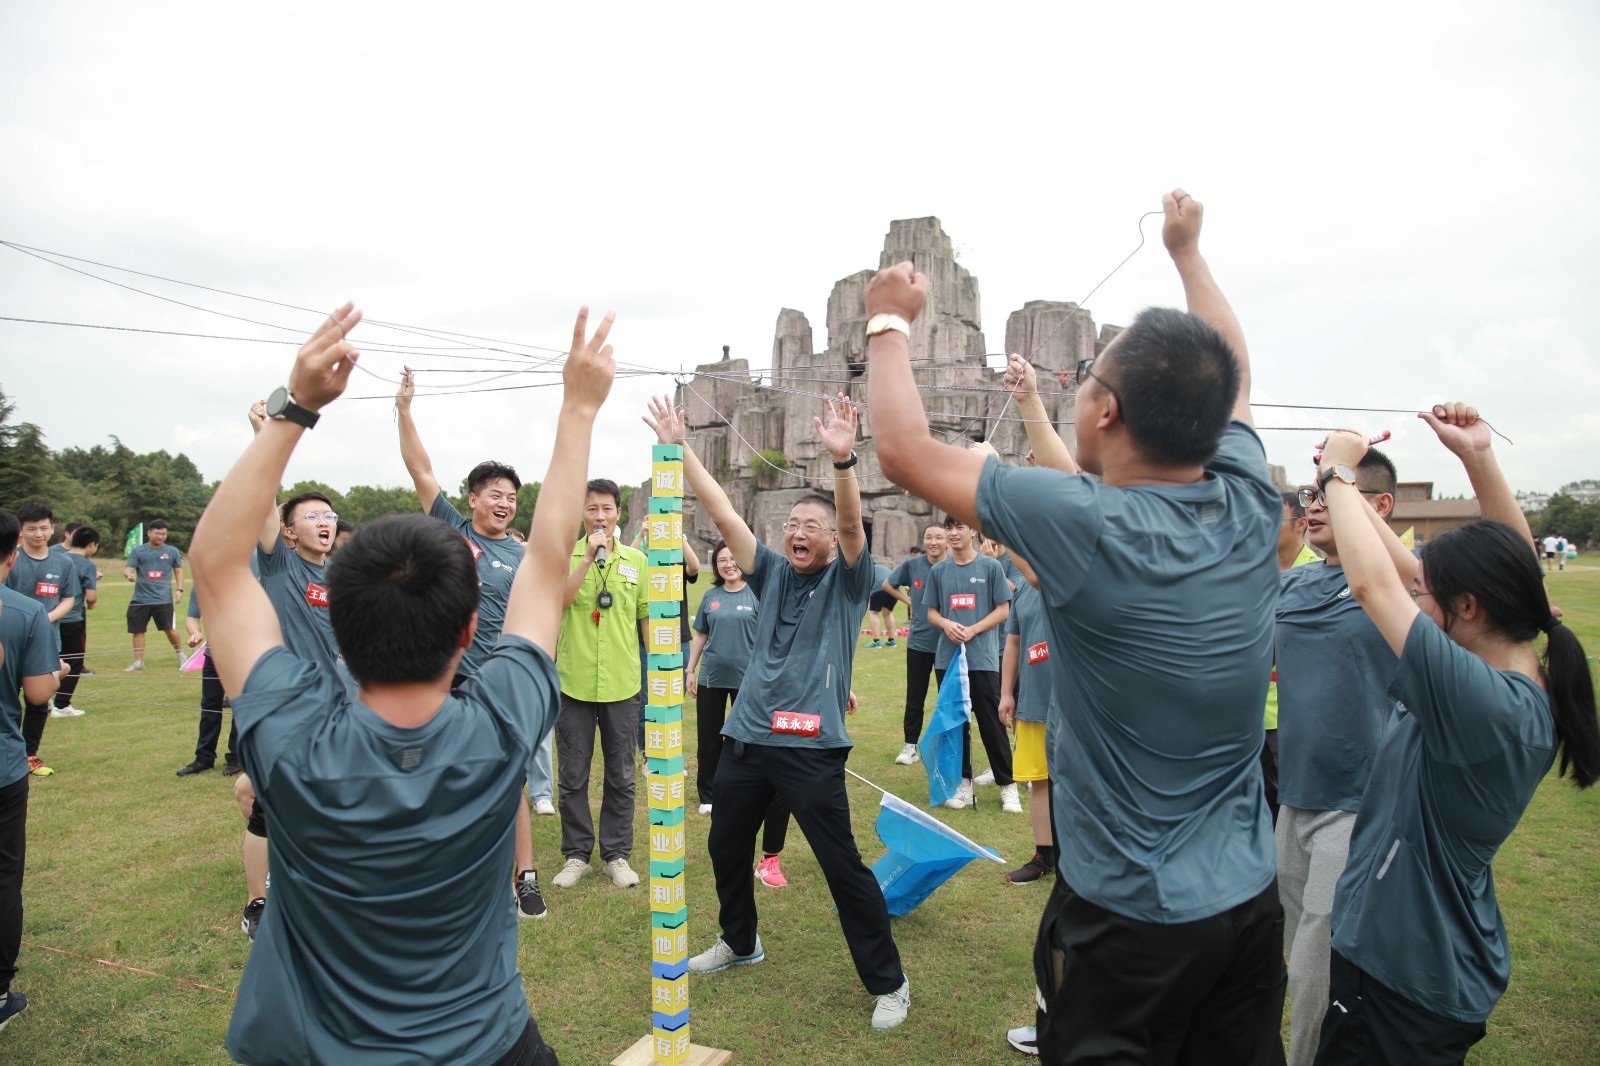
left=1543, top=621, right=1600, bottom=789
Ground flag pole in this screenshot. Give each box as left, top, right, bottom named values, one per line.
left=844, top=768, right=889, bottom=795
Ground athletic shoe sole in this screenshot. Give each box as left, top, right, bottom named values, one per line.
left=693, top=949, right=765, bottom=972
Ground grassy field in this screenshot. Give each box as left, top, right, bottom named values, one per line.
left=5, top=558, right=1598, bottom=1064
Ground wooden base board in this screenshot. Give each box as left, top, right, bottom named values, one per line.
left=611, top=1034, right=732, bottom=1066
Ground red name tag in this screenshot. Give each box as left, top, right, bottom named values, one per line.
left=146, top=569, right=164, bottom=580
left=36, top=582, right=59, bottom=597
left=771, top=711, right=821, bottom=737
left=949, top=593, right=977, bottom=610
left=913, top=580, right=922, bottom=589
left=305, top=583, right=329, bottom=607
left=463, top=536, right=483, bottom=561
left=1027, top=641, right=1050, bottom=664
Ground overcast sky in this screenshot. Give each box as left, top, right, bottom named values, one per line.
left=3, top=1, right=1596, bottom=507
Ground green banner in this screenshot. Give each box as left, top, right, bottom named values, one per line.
left=123, top=522, right=144, bottom=558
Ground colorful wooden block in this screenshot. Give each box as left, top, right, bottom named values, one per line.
left=650, top=873, right=687, bottom=912
left=645, top=667, right=685, bottom=706
left=644, top=720, right=684, bottom=760
left=651, top=906, right=689, bottom=929
left=652, top=974, right=690, bottom=1015
left=652, top=1022, right=692, bottom=1065
left=649, top=804, right=685, bottom=828
left=652, top=958, right=688, bottom=981
left=652, top=444, right=684, bottom=463
left=645, top=772, right=686, bottom=810
left=652, top=1007, right=691, bottom=1032
left=648, top=548, right=684, bottom=567
left=651, top=924, right=689, bottom=965
left=648, top=620, right=681, bottom=656
left=648, top=599, right=682, bottom=619
left=651, top=463, right=684, bottom=497
left=645, top=702, right=683, bottom=726
left=647, top=567, right=685, bottom=602
left=649, top=822, right=687, bottom=863
left=645, top=754, right=685, bottom=778
left=649, top=496, right=681, bottom=514
left=647, top=513, right=684, bottom=551
left=650, top=856, right=685, bottom=880
left=647, top=652, right=684, bottom=673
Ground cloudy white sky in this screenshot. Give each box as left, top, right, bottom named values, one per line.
left=3, top=1, right=1596, bottom=503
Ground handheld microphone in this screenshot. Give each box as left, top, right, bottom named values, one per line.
left=593, top=526, right=607, bottom=568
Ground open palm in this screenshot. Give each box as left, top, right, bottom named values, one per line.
left=815, top=393, right=858, bottom=458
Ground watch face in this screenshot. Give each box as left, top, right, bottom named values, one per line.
left=265, top=385, right=290, bottom=417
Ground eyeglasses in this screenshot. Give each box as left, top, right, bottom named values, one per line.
left=1074, top=358, right=1121, bottom=406
left=1407, top=588, right=1434, bottom=600
left=1296, top=487, right=1384, bottom=509
left=781, top=521, right=833, bottom=536
left=296, top=510, right=339, bottom=523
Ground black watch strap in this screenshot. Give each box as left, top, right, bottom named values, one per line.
left=266, top=385, right=320, bottom=430
left=832, top=451, right=859, bottom=470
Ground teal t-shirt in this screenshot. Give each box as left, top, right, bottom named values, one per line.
left=428, top=496, right=521, bottom=677
left=0, top=587, right=55, bottom=787
left=5, top=547, right=81, bottom=648
left=225, top=637, right=559, bottom=1065
left=976, top=421, right=1280, bottom=924
left=256, top=540, right=341, bottom=674
left=60, top=551, right=97, bottom=624
left=886, top=553, right=938, bottom=653
left=1275, top=560, right=1400, bottom=812
left=920, top=553, right=1012, bottom=672
left=1330, top=615, right=1555, bottom=1023
left=1004, top=578, right=1053, bottom=724
left=126, top=543, right=181, bottom=604
left=721, top=541, right=874, bottom=749
left=692, top=583, right=760, bottom=690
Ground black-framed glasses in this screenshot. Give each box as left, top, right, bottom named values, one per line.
left=1407, top=588, right=1434, bottom=601
left=1074, top=357, right=1121, bottom=405
left=1297, top=486, right=1385, bottom=508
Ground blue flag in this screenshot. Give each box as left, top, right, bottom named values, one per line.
left=869, top=791, right=1004, bottom=916
left=919, top=643, right=969, bottom=806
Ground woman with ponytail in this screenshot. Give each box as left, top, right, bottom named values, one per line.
left=1306, top=403, right=1599, bottom=1065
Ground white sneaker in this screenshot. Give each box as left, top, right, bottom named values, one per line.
left=533, top=798, right=556, bottom=816
left=688, top=935, right=765, bottom=973
left=943, top=779, right=974, bottom=810
left=602, top=857, right=639, bottom=887
left=123, top=661, right=145, bottom=672
left=871, top=977, right=911, bottom=1030
left=894, top=744, right=919, bottom=765
left=1001, top=783, right=1023, bottom=813
left=975, top=768, right=996, bottom=786
left=1006, top=1024, right=1039, bottom=1055
left=698, top=803, right=713, bottom=814
left=50, top=705, right=86, bottom=718
left=551, top=858, right=591, bottom=888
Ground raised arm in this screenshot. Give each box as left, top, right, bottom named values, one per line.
left=1003, top=355, right=1078, bottom=474
left=247, top=400, right=285, bottom=554
left=1421, top=402, right=1532, bottom=547
left=1162, top=190, right=1253, bottom=427
left=1318, top=431, right=1416, bottom=656
left=395, top=366, right=443, bottom=513
left=192, top=304, right=363, bottom=694
left=816, top=394, right=865, bottom=567
left=644, top=396, right=758, bottom=574
left=864, top=265, right=989, bottom=525
left=502, top=309, right=615, bottom=657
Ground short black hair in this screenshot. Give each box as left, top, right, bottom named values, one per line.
left=585, top=478, right=620, bottom=506
left=336, top=518, right=354, bottom=535
left=327, top=514, right=480, bottom=686
left=1282, top=491, right=1305, bottom=520
left=1355, top=448, right=1398, bottom=497
left=1102, top=307, right=1241, bottom=466
left=793, top=493, right=836, bottom=521
left=942, top=514, right=970, bottom=530
left=280, top=491, right=332, bottom=527
left=0, top=511, right=18, bottom=557
left=63, top=521, right=83, bottom=534
left=468, top=462, right=521, bottom=496
left=71, top=525, right=101, bottom=550
left=147, top=519, right=169, bottom=531
left=15, top=502, right=52, bottom=525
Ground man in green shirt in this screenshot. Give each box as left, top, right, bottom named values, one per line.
left=552, top=478, right=650, bottom=889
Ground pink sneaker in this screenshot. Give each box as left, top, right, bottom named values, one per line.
left=756, top=855, right=789, bottom=888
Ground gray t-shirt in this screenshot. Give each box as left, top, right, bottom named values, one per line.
left=126, top=543, right=181, bottom=604
left=721, top=541, right=874, bottom=749
left=1275, top=560, right=1401, bottom=812
left=692, top=583, right=760, bottom=690
left=429, top=496, right=522, bottom=677
left=976, top=421, right=1281, bottom=924
left=885, top=553, right=938, bottom=653
left=256, top=540, right=341, bottom=674
left=0, top=588, right=54, bottom=787
left=1331, top=615, right=1556, bottom=1023
left=60, top=550, right=97, bottom=624
left=1004, top=578, right=1053, bottom=724
left=5, top=547, right=81, bottom=649
left=226, top=637, right=559, bottom=1065
left=920, top=554, right=1012, bottom=673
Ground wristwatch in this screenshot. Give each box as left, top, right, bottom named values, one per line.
left=1318, top=464, right=1357, bottom=491
left=865, top=313, right=911, bottom=339
left=832, top=451, right=859, bottom=470
left=264, top=386, right=320, bottom=430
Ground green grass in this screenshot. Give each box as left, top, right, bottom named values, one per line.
left=6, top=559, right=1599, bottom=1063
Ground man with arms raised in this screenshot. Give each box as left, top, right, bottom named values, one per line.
left=883, top=524, right=947, bottom=765
left=644, top=392, right=911, bottom=1031
left=869, top=190, right=1284, bottom=1064
left=194, top=302, right=613, bottom=1066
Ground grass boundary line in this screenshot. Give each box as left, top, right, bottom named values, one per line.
left=22, top=940, right=237, bottom=997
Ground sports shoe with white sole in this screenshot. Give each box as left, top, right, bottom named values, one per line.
left=975, top=768, right=996, bottom=786
left=943, top=778, right=974, bottom=810
left=1000, top=783, right=1023, bottom=813
left=552, top=858, right=591, bottom=888
left=755, top=855, right=788, bottom=887
left=241, top=897, right=266, bottom=941
left=514, top=869, right=548, bottom=919
left=533, top=798, right=556, bottom=816
left=602, top=857, right=639, bottom=887
left=698, top=803, right=713, bottom=814
left=123, top=660, right=145, bottom=672
left=0, top=990, right=28, bottom=1032
left=687, top=935, right=764, bottom=973
left=49, top=705, right=86, bottom=717
left=1006, top=1024, right=1039, bottom=1055
left=871, top=978, right=911, bottom=1030
left=894, top=743, right=919, bottom=765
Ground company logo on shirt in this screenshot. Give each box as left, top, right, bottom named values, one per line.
left=1027, top=641, right=1050, bottom=664
left=949, top=593, right=977, bottom=610
left=736, top=604, right=754, bottom=612
left=305, top=583, right=329, bottom=607
left=1338, top=586, right=1352, bottom=599
left=969, top=576, right=983, bottom=583
left=709, top=599, right=721, bottom=611
left=913, top=580, right=922, bottom=589
left=36, top=581, right=60, bottom=598
left=159, top=552, right=171, bottom=560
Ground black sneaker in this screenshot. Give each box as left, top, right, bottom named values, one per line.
left=241, top=898, right=266, bottom=940
left=222, top=761, right=243, bottom=777
left=80, top=667, right=96, bottom=676
left=1005, top=854, right=1050, bottom=884
left=515, top=870, right=548, bottom=920
left=176, top=760, right=214, bottom=777
left=0, top=990, right=27, bottom=1032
